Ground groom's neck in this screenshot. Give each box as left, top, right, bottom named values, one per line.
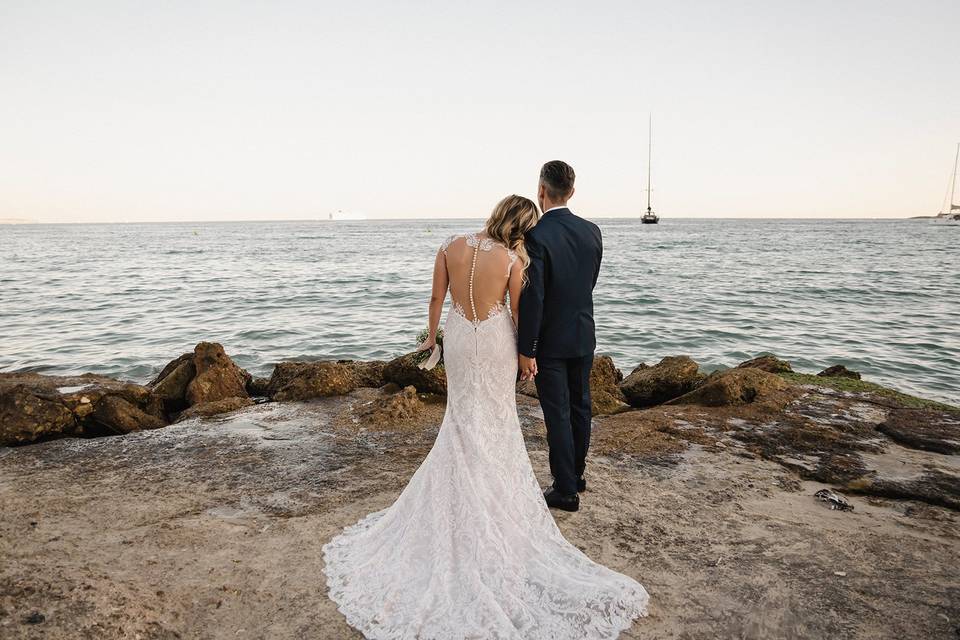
left=543, top=199, right=568, bottom=212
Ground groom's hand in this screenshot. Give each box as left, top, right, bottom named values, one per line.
left=519, top=355, right=537, bottom=381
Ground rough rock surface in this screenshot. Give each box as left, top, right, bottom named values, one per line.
left=267, top=362, right=359, bottom=401
left=588, top=355, right=628, bottom=416
left=736, top=354, right=793, bottom=374
left=343, top=360, right=387, bottom=389
left=670, top=367, right=791, bottom=408
left=818, top=364, right=862, bottom=380
left=383, top=352, right=447, bottom=395
left=0, top=373, right=167, bottom=445
left=149, top=354, right=195, bottom=410
left=516, top=378, right=538, bottom=398
left=0, top=385, right=78, bottom=445
left=357, top=385, right=424, bottom=427
left=185, top=342, right=251, bottom=405
left=619, top=356, right=701, bottom=407
left=150, top=343, right=251, bottom=416
left=876, top=407, right=960, bottom=455
left=91, top=395, right=166, bottom=433
left=176, top=397, right=255, bottom=422
left=263, top=360, right=386, bottom=402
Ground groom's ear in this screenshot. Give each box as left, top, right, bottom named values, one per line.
left=567, top=186, right=575, bottom=201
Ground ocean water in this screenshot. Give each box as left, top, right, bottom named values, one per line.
left=1, top=218, right=958, bottom=405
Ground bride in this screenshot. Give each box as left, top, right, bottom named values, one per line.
left=323, top=195, right=649, bottom=639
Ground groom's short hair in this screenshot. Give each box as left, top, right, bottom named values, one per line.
left=539, top=160, right=575, bottom=202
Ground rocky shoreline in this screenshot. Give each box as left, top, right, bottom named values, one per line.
left=2, top=344, right=959, bottom=638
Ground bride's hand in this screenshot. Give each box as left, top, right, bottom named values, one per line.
left=417, top=337, right=436, bottom=352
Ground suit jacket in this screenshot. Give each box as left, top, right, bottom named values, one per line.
left=517, top=207, right=603, bottom=359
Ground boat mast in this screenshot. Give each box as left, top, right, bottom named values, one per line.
left=951, top=142, right=959, bottom=211
left=646, top=114, right=653, bottom=214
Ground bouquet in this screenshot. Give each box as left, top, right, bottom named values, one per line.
left=412, top=328, right=444, bottom=371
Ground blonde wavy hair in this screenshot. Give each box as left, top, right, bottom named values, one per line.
left=484, top=194, right=540, bottom=285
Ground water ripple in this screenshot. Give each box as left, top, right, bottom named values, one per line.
left=0, top=218, right=958, bottom=405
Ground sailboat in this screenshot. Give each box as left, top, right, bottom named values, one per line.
left=641, top=114, right=659, bottom=224
left=936, top=143, right=960, bottom=222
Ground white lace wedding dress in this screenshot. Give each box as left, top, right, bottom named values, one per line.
left=323, top=232, right=649, bottom=639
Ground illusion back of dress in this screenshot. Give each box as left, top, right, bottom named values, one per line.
left=442, top=232, right=516, bottom=324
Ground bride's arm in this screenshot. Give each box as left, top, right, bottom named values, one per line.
left=420, top=249, right=448, bottom=350
left=508, top=257, right=523, bottom=329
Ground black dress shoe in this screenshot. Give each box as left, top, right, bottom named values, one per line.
left=543, top=488, right=580, bottom=512
left=577, top=478, right=586, bottom=493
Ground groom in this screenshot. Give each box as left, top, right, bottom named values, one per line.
left=518, top=160, right=603, bottom=513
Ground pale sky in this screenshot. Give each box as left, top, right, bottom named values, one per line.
left=1, top=1, right=958, bottom=222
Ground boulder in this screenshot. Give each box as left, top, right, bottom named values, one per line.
left=261, top=360, right=385, bottom=399
left=589, top=355, right=628, bottom=416
left=669, top=367, right=788, bottom=407
left=619, top=356, right=701, bottom=407
left=736, top=355, right=793, bottom=374
left=358, top=385, right=424, bottom=427
left=0, top=385, right=78, bottom=445
left=264, top=362, right=311, bottom=396
left=383, top=352, right=447, bottom=395
left=345, top=360, right=387, bottom=388
left=0, top=373, right=168, bottom=445
left=268, top=361, right=358, bottom=401
left=150, top=343, right=251, bottom=411
left=186, top=342, right=250, bottom=405
left=818, top=365, right=861, bottom=380
left=150, top=353, right=192, bottom=386
left=150, top=357, right=195, bottom=409
left=176, top=397, right=254, bottom=422
left=91, top=395, right=166, bottom=434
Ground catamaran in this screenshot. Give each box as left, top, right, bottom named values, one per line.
left=936, top=143, right=960, bottom=222
left=641, top=114, right=659, bottom=224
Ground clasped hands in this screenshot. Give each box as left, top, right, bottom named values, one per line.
left=518, top=355, right=538, bottom=381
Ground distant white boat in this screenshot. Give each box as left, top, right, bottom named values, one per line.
left=936, top=143, right=960, bottom=223
left=326, top=209, right=367, bottom=221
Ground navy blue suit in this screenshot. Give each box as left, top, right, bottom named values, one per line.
left=518, top=207, right=603, bottom=495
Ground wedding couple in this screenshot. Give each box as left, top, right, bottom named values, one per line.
left=323, top=161, right=649, bottom=639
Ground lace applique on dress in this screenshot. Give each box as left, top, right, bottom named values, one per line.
left=486, top=299, right=507, bottom=320
left=441, top=234, right=459, bottom=254
left=451, top=300, right=470, bottom=322
left=505, top=246, right=518, bottom=277
left=465, top=232, right=495, bottom=252
left=451, top=298, right=509, bottom=327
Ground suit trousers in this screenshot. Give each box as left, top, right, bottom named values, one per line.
left=533, top=353, right=593, bottom=496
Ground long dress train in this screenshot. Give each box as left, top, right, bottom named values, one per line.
left=322, top=233, right=649, bottom=639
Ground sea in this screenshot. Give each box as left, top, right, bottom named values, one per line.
left=1, top=218, right=958, bottom=405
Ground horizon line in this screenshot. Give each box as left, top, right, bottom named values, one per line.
left=0, top=214, right=933, bottom=226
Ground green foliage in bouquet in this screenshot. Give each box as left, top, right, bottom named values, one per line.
left=411, top=328, right=444, bottom=369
